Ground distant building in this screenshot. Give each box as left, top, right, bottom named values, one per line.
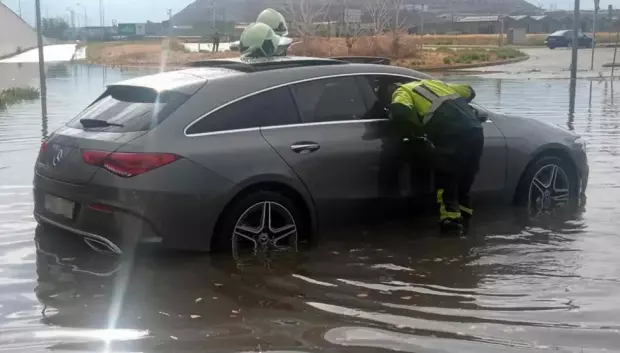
left=0, top=2, right=50, bottom=58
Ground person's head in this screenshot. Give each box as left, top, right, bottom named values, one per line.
left=239, top=22, right=281, bottom=58
left=376, top=81, right=400, bottom=103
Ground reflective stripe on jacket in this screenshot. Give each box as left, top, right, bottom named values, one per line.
left=390, top=79, right=480, bottom=139
left=392, top=80, right=474, bottom=125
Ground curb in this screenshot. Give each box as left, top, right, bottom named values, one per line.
left=415, top=55, right=530, bottom=72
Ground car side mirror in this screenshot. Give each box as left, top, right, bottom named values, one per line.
left=474, top=108, right=488, bottom=123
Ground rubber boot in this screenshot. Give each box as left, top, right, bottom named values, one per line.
left=439, top=218, right=464, bottom=237
left=461, top=213, right=472, bottom=235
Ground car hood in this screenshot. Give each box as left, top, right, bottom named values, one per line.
left=490, top=112, right=579, bottom=147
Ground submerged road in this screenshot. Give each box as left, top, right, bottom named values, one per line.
left=0, top=44, right=78, bottom=63
left=0, top=55, right=619, bottom=352
left=466, top=47, right=620, bottom=79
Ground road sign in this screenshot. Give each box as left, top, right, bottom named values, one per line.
left=344, top=9, right=362, bottom=24
left=118, top=23, right=136, bottom=35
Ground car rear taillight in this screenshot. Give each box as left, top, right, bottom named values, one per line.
left=40, top=141, right=49, bottom=154
left=81, top=150, right=179, bottom=177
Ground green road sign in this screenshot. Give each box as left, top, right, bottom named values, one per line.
left=118, top=23, right=137, bottom=35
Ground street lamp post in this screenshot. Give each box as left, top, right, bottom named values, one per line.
left=77, top=3, right=87, bottom=27
left=590, top=0, right=599, bottom=70
left=35, top=0, right=47, bottom=119
left=569, top=0, right=581, bottom=115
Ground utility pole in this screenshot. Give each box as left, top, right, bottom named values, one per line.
left=167, top=9, right=173, bottom=36
left=99, top=0, right=104, bottom=26
left=569, top=0, right=581, bottom=115
left=18, top=0, right=22, bottom=17
left=420, top=4, right=425, bottom=36
left=590, top=0, right=599, bottom=70
left=77, top=3, right=87, bottom=27
left=35, top=0, right=48, bottom=119
left=499, top=15, right=504, bottom=47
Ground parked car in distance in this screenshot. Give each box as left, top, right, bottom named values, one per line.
left=33, top=56, right=589, bottom=260
left=546, top=30, right=594, bottom=49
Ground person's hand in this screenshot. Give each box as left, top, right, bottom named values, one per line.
left=414, top=136, right=435, bottom=150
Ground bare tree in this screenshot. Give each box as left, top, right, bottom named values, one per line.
left=363, top=0, right=391, bottom=35
left=339, top=0, right=365, bottom=53
left=386, top=0, right=411, bottom=55
left=283, top=0, right=332, bottom=38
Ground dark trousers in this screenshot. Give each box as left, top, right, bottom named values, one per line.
left=433, top=128, right=484, bottom=222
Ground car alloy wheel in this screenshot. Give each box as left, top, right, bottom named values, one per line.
left=528, top=164, right=570, bottom=215
left=231, top=201, right=298, bottom=261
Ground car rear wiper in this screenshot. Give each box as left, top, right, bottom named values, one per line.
left=80, top=119, right=124, bottom=128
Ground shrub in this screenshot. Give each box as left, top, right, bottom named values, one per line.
left=0, top=87, right=40, bottom=109
left=291, top=35, right=419, bottom=59
left=494, top=47, right=525, bottom=59
left=443, top=56, right=453, bottom=64
left=435, top=46, right=456, bottom=54
left=163, top=37, right=189, bottom=53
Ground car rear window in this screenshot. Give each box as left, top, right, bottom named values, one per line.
left=185, top=86, right=300, bottom=135
left=67, top=85, right=190, bottom=132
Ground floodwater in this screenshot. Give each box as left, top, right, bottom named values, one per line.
left=1, top=63, right=620, bottom=353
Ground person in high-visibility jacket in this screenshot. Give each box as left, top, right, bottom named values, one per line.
left=390, top=79, right=484, bottom=235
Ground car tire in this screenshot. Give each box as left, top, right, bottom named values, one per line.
left=515, top=155, right=579, bottom=212
left=213, top=190, right=306, bottom=258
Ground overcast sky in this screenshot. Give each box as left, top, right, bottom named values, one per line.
left=3, top=0, right=620, bottom=26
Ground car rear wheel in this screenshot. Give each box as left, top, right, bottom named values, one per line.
left=516, top=155, right=579, bottom=215
left=214, top=191, right=303, bottom=261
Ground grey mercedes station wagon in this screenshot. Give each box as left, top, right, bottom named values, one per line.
left=33, top=56, right=588, bottom=256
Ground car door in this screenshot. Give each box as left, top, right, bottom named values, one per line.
left=356, top=74, right=434, bottom=199
left=260, top=76, right=388, bottom=223
left=469, top=103, right=507, bottom=196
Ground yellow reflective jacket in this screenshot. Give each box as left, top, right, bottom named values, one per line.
left=390, top=79, right=479, bottom=138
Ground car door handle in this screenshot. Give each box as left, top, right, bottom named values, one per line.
left=291, top=142, right=320, bottom=154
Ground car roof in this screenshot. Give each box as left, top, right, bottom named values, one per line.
left=114, top=56, right=433, bottom=98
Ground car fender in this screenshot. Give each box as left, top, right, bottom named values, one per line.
left=489, top=113, right=579, bottom=201
left=216, top=172, right=319, bottom=239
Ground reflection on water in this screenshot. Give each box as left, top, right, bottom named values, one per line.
left=1, top=63, right=620, bottom=352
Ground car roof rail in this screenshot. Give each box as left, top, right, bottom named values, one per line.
left=187, top=56, right=348, bottom=72
left=329, top=56, right=391, bottom=65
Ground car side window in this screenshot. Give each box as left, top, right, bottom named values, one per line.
left=186, top=87, right=300, bottom=135
left=290, top=77, right=368, bottom=123
left=358, top=75, right=415, bottom=120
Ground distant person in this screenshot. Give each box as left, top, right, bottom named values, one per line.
left=212, top=30, right=220, bottom=52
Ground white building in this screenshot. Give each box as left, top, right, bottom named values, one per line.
left=0, top=2, right=45, bottom=58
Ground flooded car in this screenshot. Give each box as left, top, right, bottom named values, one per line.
left=32, top=56, right=588, bottom=259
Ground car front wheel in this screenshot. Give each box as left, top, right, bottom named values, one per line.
left=214, top=191, right=303, bottom=261
left=516, top=155, right=579, bottom=215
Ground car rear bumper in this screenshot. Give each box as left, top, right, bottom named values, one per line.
left=33, top=159, right=235, bottom=252
left=34, top=212, right=126, bottom=254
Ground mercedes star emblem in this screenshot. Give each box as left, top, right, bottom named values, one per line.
left=52, top=149, right=64, bottom=167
